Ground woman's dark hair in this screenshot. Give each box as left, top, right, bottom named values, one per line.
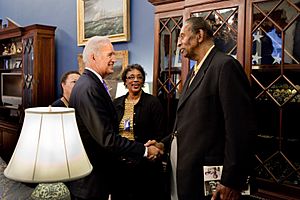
left=60, top=70, right=81, bottom=84
left=185, top=17, right=214, bottom=38
left=60, top=70, right=81, bottom=93
left=121, top=64, right=146, bottom=87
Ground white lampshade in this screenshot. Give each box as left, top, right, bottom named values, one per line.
left=4, top=107, right=93, bottom=183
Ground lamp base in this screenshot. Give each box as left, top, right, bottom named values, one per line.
left=31, top=182, right=71, bottom=200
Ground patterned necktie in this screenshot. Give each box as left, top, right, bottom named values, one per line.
left=102, top=80, right=111, bottom=97
left=189, top=64, right=200, bottom=87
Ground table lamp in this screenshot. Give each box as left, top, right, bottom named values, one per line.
left=4, top=107, right=93, bottom=200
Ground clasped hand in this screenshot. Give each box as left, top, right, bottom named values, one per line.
left=144, top=140, right=164, bottom=160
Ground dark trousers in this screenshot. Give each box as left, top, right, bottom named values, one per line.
left=111, top=159, right=169, bottom=200
left=71, top=194, right=108, bottom=200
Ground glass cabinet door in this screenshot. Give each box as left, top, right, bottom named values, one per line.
left=192, top=7, right=239, bottom=57
left=156, top=16, right=183, bottom=132
left=22, top=36, right=34, bottom=108
left=250, top=0, right=300, bottom=196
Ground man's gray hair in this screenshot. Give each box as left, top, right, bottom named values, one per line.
left=82, top=36, right=111, bottom=65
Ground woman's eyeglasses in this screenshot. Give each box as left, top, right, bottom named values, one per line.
left=126, top=76, right=143, bottom=81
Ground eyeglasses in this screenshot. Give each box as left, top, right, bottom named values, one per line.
left=126, top=76, right=143, bottom=81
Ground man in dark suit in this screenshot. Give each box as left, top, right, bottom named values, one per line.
left=147, top=17, right=257, bottom=200
left=68, top=36, right=162, bottom=200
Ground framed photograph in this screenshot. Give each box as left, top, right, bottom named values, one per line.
left=77, top=0, right=130, bottom=46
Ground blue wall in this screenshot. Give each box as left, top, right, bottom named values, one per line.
left=0, top=0, right=155, bottom=97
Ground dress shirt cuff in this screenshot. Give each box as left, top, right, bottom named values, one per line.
left=144, top=147, right=148, bottom=157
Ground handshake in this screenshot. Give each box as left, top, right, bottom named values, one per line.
left=144, top=140, right=164, bottom=160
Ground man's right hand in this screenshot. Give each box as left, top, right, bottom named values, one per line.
left=145, top=140, right=164, bottom=160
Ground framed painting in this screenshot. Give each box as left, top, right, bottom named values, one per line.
left=105, top=50, right=128, bottom=98
left=77, top=50, right=128, bottom=75
left=77, top=0, right=130, bottom=46
left=77, top=50, right=129, bottom=98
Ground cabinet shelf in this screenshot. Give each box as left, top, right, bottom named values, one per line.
left=252, top=64, right=300, bottom=71
left=257, top=134, right=300, bottom=142
left=0, top=68, right=22, bottom=72
left=0, top=53, right=22, bottom=58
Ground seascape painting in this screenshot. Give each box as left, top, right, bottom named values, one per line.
left=84, top=0, right=123, bottom=38
left=77, top=0, right=130, bottom=45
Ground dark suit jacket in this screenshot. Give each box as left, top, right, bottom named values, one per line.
left=51, top=98, right=65, bottom=107
left=68, top=69, right=145, bottom=199
left=167, top=47, right=257, bottom=200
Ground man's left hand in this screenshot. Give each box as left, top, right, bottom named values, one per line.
left=211, top=183, right=241, bottom=200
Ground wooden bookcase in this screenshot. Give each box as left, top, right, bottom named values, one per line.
left=148, top=0, right=300, bottom=199
left=0, top=18, right=56, bottom=162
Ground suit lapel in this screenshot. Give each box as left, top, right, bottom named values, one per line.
left=84, top=69, right=112, bottom=102
left=177, top=68, right=193, bottom=106
left=177, top=47, right=218, bottom=110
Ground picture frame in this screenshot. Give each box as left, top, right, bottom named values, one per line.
left=77, top=50, right=128, bottom=75
left=105, top=50, right=129, bottom=80
left=77, top=0, right=130, bottom=46
left=77, top=50, right=129, bottom=99
left=105, top=50, right=129, bottom=99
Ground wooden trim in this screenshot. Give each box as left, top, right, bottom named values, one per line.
left=184, top=0, right=246, bottom=76
left=152, top=14, right=160, bottom=96
left=148, top=0, right=183, bottom=6
left=154, top=1, right=185, bottom=14
left=185, top=0, right=228, bottom=7
left=244, top=0, right=253, bottom=80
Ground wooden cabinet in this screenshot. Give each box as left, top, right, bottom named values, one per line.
left=149, top=0, right=300, bottom=199
left=0, top=18, right=56, bottom=162
left=0, top=120, right=20, bottom=163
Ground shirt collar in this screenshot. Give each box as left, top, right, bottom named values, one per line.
left=85, top=67, right=104, bottom=83
left=193, top=45, right=215, bottom=73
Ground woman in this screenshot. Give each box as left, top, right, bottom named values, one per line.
left=52, top=70, right=80, bottom=107
left=112, top=64, right=167, bottom=200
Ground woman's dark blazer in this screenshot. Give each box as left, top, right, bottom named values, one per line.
left=168, top=47, right=257, bottom=200
left=68, top=69, right=145, bottom=199
left=113, top=91, right=165, bottom=143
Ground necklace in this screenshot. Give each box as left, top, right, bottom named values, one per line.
left=126, top=91, right=141, bottom=105
left=126, top=95, right=140, bottom=105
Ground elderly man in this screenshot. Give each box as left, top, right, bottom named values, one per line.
left=69, top=36, right=162, bottom=200
left=147, top=17, right=257, bottom=200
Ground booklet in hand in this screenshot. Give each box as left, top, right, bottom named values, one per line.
left=203, top=166, right=250, bottom=196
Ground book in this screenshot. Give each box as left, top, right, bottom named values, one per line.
left=203, top=165, right=250, bottom=196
